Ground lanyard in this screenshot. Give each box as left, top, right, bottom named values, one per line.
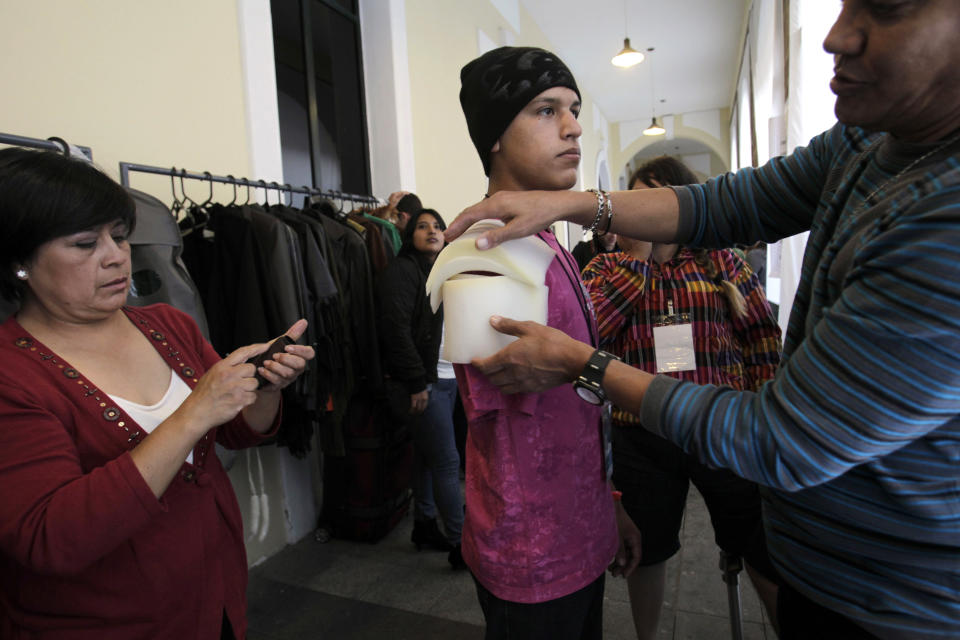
left=540, top=230, right=598, bottom=348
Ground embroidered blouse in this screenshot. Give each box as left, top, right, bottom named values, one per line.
left=582, top=248, right=781, bottom=426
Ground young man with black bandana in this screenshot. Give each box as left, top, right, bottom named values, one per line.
left=455, top=46, right=641, bottom=640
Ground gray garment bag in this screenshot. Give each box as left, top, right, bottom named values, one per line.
left=125, top=188, right=210, bottom=339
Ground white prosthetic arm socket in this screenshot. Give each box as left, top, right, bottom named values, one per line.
left=426, top=220, right=555, bottom=363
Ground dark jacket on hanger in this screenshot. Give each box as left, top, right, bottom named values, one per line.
left=182, top=203, right=317, bottom=456
left=350, top=212, right=391, bottom=274
left=311, top=201, right=381, bottom=390
left=307, top=200, right=381, bottom=456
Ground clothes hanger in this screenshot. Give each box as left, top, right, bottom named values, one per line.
left=191, top=171, right=214, bottom=229
left=169, top=167, right=185, bottom=218
left=199, top=171, right=215, bottom=207
left=242, top=178, right=253, bottom=206
left=174, top=168, right=199, bottom=234
left=283, top=183, right=294, bottom=207
left=269, top=181, right=283, bottom=209
left=300, top=185, right=319, bottom=214
left=177, top=169, right=200, bottom=209
left=257, top=179, right=269, bottom=206
left=226, top=175, right=238, bottom=206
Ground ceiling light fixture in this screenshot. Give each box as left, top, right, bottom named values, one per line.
left=643, top=118, right=666, bottom=137
left=612, top=38, right=644, bottom=68
left=643, top=48, right=665, bottom=136
left=611, top=2, right=644, bottom=68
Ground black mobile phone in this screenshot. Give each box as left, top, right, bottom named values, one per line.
left=246, top=335, right=295, bottom=388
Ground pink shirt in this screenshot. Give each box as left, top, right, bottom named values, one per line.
left=455, top=232, right=618, bottom=603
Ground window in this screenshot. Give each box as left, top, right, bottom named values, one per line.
left=272, top=0, right=371, bottom=202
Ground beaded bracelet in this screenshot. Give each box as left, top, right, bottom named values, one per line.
left=598, top=192, right=614, bottom=236
left=585, top=188, right=606, bottom=234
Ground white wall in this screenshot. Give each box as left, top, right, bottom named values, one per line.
left=359, top=0, right=417, bottom=196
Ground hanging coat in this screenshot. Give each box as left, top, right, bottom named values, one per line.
left=125, top=188, right=210, bottom=338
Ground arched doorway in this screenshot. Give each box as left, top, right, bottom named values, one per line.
left=620, top=136, right=726, bottom=187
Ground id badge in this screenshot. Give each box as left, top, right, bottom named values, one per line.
left=653, top=323, right=696, bottom=372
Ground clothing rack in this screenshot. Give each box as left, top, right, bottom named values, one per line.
left=0, top=132, right=93, bottom=160
left=118, top=161, right=380, bottom=207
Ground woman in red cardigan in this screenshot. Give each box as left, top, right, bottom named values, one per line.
left=0, top=148, right=314, bottom=639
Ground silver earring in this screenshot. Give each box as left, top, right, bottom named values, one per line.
left=15, top=269, right=27, bottom=280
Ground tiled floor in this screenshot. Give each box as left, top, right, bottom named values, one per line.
left=247, top=488, right=778, bottom=639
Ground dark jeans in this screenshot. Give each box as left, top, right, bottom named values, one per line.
left=411, top=377, right=463, bottom=543
left=474, top=574, right=605, bottom=640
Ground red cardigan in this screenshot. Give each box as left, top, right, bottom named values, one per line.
left=0, top=304, right=278, bottom=639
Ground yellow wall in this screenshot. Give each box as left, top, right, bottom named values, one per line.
left=0, top=1, right=253, bottom=202
left=1, top=0, right=617, bottom=235
left=403, top=0, right=612, bottom=225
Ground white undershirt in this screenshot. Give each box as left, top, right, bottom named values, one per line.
left=108, top=369, right=194, bottom=464
left=436, top=323, right=455, bottom=379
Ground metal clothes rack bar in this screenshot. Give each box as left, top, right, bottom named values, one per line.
left=118, top=161, right=379, bottom=206
left=0, top=132, right=93, bottom=160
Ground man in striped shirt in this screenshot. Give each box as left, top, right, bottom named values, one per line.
left=444, top=1, right=960, bottom=638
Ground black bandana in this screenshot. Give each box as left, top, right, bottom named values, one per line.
left=459, top=47, right=580, bottom=175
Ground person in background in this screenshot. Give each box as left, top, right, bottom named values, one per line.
left=0, top=148, right=315, bottom=639
left=456, top=46, right=641, bottom=640
left=584, top=155, right=782, bottom=639
left=369, top=190, right=422, bottom=234
left=444, top=2, right=960, bottom=637
left=375, top=208, right=465, bottom=569
left=393, top=192, right=423, bottom=233
left=741, top=241, right=767, bottom=286
left=572, top=229, right=619, bottom=272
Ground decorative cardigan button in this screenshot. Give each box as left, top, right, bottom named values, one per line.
left=103, top=407, right=120, bottom=421
left=182, top=470, right=196, bottom=482
left=15, top=337, right=33, bottom=348
left=63, top=368, right=80, bottom=379
left=182, top=367, right=195, bottom=378
left=150, top=331, right=165, bottom=341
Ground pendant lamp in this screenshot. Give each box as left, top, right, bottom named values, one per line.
left=611, top=2, right=644, bottom=68
left=642, top=47, right=665, bottom=136
left=612, top=38, right=645, bottom=68
left=643, top=118, right=666, bottom=136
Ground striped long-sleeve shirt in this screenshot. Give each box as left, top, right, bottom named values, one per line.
left=582, top=248, right=781, bottom=427
left=640, top=123, right=960, bottom=639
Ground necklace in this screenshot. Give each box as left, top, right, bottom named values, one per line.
left=855, top=131, right=960, bottom=214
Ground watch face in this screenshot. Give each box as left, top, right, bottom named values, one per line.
left=575, top=383, right=602, bottom=405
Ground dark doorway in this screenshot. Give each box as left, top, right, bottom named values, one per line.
left=272, top=0, right=371, bottom=205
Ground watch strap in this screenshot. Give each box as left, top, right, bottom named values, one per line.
left=575, top=349, right=618, bottom=403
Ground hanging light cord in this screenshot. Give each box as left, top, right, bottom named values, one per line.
left=649, top=48, right=656, bottom=119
